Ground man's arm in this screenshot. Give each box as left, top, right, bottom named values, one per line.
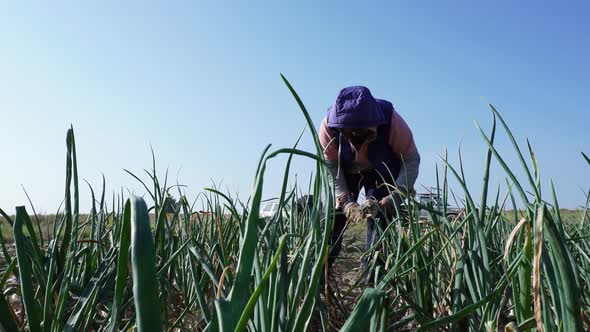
left=319, top=119, right=353, bottom=207
left=396, top=150, right=420, bottom=193
left=388, top=110, right=420, bottom=194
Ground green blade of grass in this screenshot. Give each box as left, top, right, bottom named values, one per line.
left=130, top=197, right=163, bottom=332
left=340, top=288, right=386, bottom=332
left=235, top=235, right=289, bottom=332
left=14, top=206, right=41, bottom=332
left=107, top=199, right=132, bottom=332
left=581, top=152, right=590, bottom=166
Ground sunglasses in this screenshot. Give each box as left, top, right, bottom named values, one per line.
left=339, top=128, right=377, bottom=145
left=340, top=128, right=374, bottom=138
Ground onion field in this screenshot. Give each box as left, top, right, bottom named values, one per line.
left=1, top=76, right=589, bottom=331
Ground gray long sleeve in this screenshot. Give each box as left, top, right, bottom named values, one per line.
left=326, top=160, right=351, bottom=201
left=395, top=150, right=420, bottom=191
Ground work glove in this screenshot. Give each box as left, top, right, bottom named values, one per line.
left=379, top=193, right=404, bottom=218
left=343, top=202, right=364, bottom=224
left=362, top=198, right=380, bottom=218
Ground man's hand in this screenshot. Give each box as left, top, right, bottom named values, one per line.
left=343, top=202, right=365, bottom=224
left=362, top=198, right=380, bottom=218
left=379, top=194, right=403, bottom=218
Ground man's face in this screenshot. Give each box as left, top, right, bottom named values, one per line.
left=340, top=128, right=377, bottom=145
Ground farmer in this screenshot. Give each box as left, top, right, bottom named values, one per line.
left=319, top=86, right=420, bottom=267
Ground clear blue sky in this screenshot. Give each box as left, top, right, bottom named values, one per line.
left=1, top=1, right=589, bottom=213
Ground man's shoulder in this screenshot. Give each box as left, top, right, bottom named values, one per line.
left=319, top=117, right=334, bottom=135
